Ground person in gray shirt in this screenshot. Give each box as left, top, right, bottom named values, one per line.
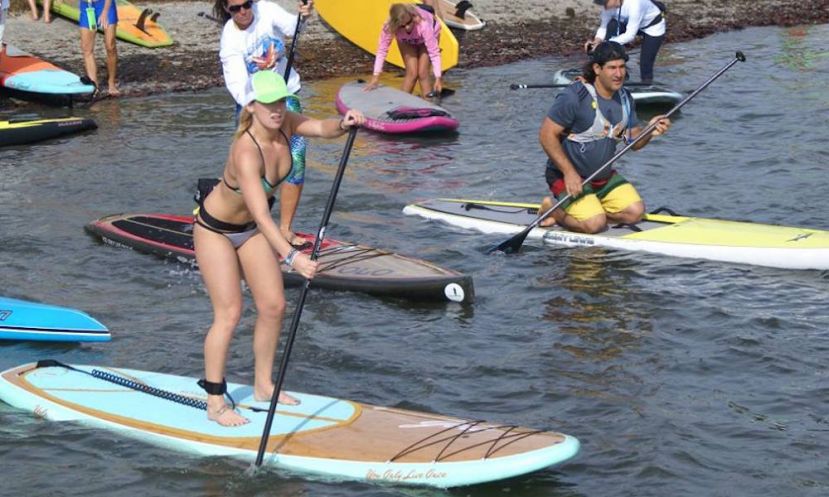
left=539, top=41, right=671, bottom=234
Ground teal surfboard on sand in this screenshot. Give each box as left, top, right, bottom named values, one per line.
left=0, top=297, right=109, bottom=342
left=0, top=361, right=579, bottom=487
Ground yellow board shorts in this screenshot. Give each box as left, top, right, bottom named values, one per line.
left=550, top=171, right=642, bottom=222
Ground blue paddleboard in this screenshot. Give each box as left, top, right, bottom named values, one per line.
left=0, top=297, right=110, bottom=342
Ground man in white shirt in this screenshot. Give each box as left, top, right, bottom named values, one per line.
left=0, top=0, right=10, bottom=49
left=585, top=0, right=667, bottom=84
left=218, top=0, right=313, bottom=247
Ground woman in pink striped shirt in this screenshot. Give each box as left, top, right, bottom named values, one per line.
left=364, top=3, right=443, bottom=97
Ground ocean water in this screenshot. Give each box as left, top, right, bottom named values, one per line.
left=1, top=24, right=828, bottom=497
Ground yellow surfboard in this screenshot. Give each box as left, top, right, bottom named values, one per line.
left=315, top=0, right=458, bottom=72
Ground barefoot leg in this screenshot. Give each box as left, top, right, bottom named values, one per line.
left=237, top=235, right=301, bottom=407
left=539, top=196, right=559, bottom=227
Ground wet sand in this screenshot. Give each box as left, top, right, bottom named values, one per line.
left=2, top=0, right=828, bottom=99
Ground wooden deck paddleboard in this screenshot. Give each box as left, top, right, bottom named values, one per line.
left=38, top=0, right=174, bottom=48
left=85, top=213, right=474, bottom=303
left=314, top=0, right=458, bottom=72
left=0, top=361, right=580, bottom=488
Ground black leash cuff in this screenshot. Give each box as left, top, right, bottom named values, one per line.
left=198, top=378, right=227, bottom=395
left=198, top=378, right=238, bottom=410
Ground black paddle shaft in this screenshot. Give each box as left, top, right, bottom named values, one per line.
left=253, top=127, right=359, bottom=468
left=492, top=51, right=746, bottom=254
left=511, top=81, right=658, bottom=90
left=282, top=0, right=308, bottom=81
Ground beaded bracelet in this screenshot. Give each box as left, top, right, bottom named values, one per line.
left=285, top=248, right=299, bottom=267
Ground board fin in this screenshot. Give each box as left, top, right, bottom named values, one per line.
left=454, top=0, right=473, bottom=19
left=135, top=8, right=153, bottom=33
left=150, top=12, right=160, bottom=23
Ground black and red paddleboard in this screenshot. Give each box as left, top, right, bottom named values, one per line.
left=85, top=213, right=473, bottom=303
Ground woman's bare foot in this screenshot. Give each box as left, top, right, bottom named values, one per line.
left=207, top=402, right=249, bottom=427
left=44, top=15, right=52, bottom=23
left=281, top=229, right=312, bottom=250
left=280, top=229, right=300, bottom=245
left=539, top=196, right=558, bottom=227
left=255, top=387, right=300, bottom=406
left=278, top=391, right=300, bottom=405
left=107, top=86, right=121, bottom=97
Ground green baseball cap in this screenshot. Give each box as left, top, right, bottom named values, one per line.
left=243, top=71, right=294, bottom=105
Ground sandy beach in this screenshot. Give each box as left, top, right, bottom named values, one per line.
left=2, top=0, right=829, bottom=98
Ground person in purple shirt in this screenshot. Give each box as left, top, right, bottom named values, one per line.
left=365, top=3, right=443, bottom=96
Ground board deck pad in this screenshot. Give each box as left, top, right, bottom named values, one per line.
left=553, top=68, right=684, bottom=106
left=336, top=81, right=459, bottom=134
left=85, top=213, right=473, bottom=303
left=39, top=0, right=173, bottom=48
left=0, top=362, right=580, bottom=487
left=403, top=198, right=829, bottom=270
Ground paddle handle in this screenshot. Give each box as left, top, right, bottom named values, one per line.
left=283, top=0, right=309, bottom=81
left=254, top=127, right=359, bottom=467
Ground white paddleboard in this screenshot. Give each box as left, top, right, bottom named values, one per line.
left=403, top=198, right=829, bottom=270
left=553, top=68, right=684, bottom=106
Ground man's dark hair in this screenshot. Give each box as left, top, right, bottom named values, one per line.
left=581, top=41, right=629, bottom=83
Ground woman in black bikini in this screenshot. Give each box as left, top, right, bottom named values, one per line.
left=193, top=71, right=364, bottom=427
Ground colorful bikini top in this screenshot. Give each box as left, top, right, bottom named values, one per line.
left=223, top=128, right=293, bottom=195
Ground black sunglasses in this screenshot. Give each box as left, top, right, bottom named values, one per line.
left=227, top=0, right=253, bottom=13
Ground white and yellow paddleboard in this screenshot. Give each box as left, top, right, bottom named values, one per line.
left=0, top=361, right=579, bottom=488
left=315, top=0, right=459, bottom=72
left=403, top=198, right=829, bottom=270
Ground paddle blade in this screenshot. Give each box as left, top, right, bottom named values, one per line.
left=488, top=229, right=530, bottom=255
left=426, top=88, right=455, bottom=99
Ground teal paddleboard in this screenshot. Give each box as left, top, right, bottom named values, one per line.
left=0, top=361, right=579, bottom=487
left=0, top=297, right=109, bottom=342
